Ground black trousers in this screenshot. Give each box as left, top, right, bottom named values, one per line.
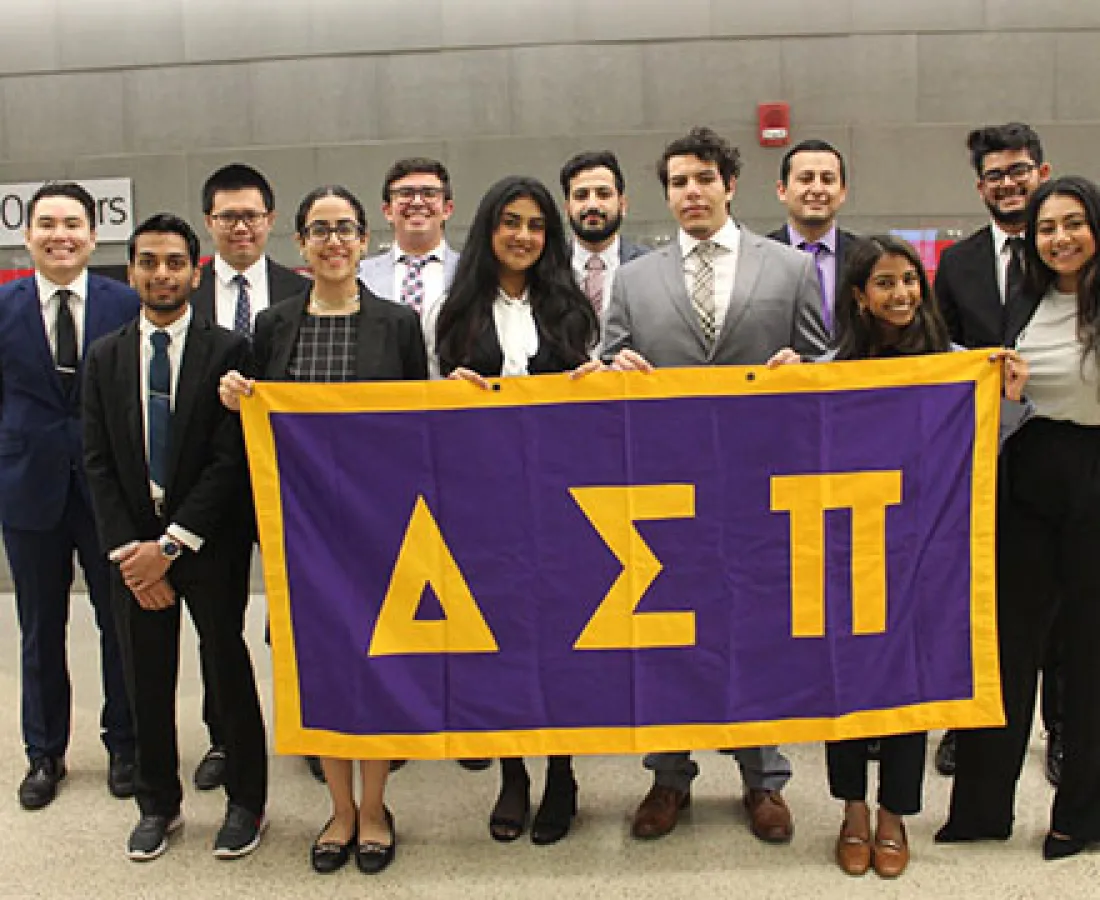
left=198, top=548, right=253, bottom=748
left=827, top=733, right=926, bottom=816
left=946, top=418, right=1100, bottom=840
left=112, top=558, right=267, bottom=819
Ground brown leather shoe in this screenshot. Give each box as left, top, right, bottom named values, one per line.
left=743, top=789, right=793, bottom=843
left=631, top=784, right=690, bottom=839
left=836, top=824, right=872, bottom=876
left=873, top=823, right=909, bottom=878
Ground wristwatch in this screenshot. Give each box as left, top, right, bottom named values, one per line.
left=157, top=534, right=182, bottom=561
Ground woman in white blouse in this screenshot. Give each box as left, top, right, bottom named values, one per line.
left=428, top=175, right=598, bottom=846
left=939, top=176, right=1100, bottom=860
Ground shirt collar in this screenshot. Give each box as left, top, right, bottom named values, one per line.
left=679, top=217, right=740, bottom=258
left=36, top=269, right=89, bottom=309
left=989, top=220, right=1021, bottom=256
left=139, top=305, right=193, bottom=343
left=214, top=254, right=267, bottom=287
left=496, top=285, right=530, bottom=307
left=393, top=241, right=445, bottom=263
left=786, top=222, right=837, bottom=254
left=572, top=235, right=620, bottom=269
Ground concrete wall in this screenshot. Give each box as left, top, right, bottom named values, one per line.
left=1, top=0, right=1099, bottom=272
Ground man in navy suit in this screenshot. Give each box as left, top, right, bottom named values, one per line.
left=0, top=181, right=138, bottom=809
left=559, top=150, right=650, bottom=329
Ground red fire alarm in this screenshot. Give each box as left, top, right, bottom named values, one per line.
left=758, top=102, right=791, bottom=147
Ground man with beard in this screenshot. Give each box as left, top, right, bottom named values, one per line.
left=931, top=123, right=1060, bottom=782
left=83, top=214, right=267, bottom=861
left=768, top=139, right=856, bottom=339
left=560, top=151, right=650, bottom=326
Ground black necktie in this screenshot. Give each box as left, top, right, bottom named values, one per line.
left=1005, top=237, right=1025, bottom=312
left=148, top=330, right=172, bottom=491
left=55, top=289, right=78, bottom=392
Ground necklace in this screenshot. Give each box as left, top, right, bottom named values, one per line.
left=309, top=291, right=360, bottom=315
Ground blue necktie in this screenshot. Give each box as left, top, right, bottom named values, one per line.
left=232, top=274, right=251, bottom=334
left=148, top=330, right=171, bottom=490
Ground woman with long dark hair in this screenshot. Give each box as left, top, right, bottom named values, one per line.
left=426, top=175, right=598, bottom=845
left=938, top=176, right=1100, bottom=860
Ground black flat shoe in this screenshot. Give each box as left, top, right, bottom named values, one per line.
left=531, top=775, right=577, bottom=845
left=355, top=807, right=396, bottom=874
left=311, top=817, right=356, bottom=874
left=934, top=822, right=1011, bottom=844
left=1043, top=832, right=1088, bottom=861
left=489, top=772, right=530, bottom=842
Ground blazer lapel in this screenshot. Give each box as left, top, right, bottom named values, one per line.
left=166, top=317, right=213, bottom=489
left=18, top=281, right=67, bottom=402
left=657, top=244, right=707, bottom=349
left=717, top=231, right=763, bottom=349
left=116, top=322, right=148, bottom=485
left=269, top=298, right=305, bottom=378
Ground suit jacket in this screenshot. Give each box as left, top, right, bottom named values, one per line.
left=357, top=243, right=460, bottom=306
left=82, top=315, right=252, bottom=587
left=766, top=224, right=857, bottom=295
left=252, top=284, right=428, bottom=383
left=0, top=273, right=139, bottom=531
left=602, top=225, right=829, bottom=366
left=619, top=238, right=651, bottom=265
left=191, top=257, right=309, bottom=329
left=933, top=225, right=1021, bottom=348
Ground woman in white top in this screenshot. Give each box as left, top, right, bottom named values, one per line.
left=939, top=176, right=1100, bottom=860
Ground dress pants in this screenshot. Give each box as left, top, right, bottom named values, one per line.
left=945, top=418, right=1100, bottom=840
left=645, top=746, right=792, bottom=794
left=827, top=733, right=926, bottom=816
left=111, top=556, right=267, bottom=819
left=197, top=548, right=252, bottom=748
left=2, top=475, right=133, bottom=762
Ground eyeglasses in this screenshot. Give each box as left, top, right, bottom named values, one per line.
left=302, top=219, right=364, bottom=243
left=389, top=186, right=445, bottom=203
left=980, top=162, right=1037, bottom=185
left=209, top=210, right=268, bottom=229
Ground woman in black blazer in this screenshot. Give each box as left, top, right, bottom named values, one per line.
left=221, top=185, right=425, bottom=877
left=428, top=176, right=599, bottom=845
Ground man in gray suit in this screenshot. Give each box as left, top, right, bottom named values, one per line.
left=357, top=157, right=460, bottom=321
left=559, top=150, right=649, bottom=327
left=603, top=126, right=828, bottom=844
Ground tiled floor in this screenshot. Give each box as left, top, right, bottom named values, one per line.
left=0, top=591, right=1095, bottom=899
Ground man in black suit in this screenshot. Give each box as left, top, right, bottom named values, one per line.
left=560, top=150, right=650, bottom=327
left=83, top=214, right=267, bottom=861
left=0, top=182, right=138, bottom=810
left=932, top=123, right=1057, bottom=781
left=769, top=138, right=856, bottom=340
left=191, top=163, right=311, bottom=788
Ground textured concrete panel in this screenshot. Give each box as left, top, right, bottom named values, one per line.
left=576, top=0, right=712, bottom=41
left=249, top=56, right=381, bottom=146
left=711, top=0, right=854, bottom=36
left=641, top=39, right=783, bottom=131
left=510, top=44, right=645, bottom=137
left=58, top=0, right=185, bottom=70
left=1034, top=124, right=1100, bottom=183
left=0, top=1, right=59, bottom=75
left=378, top=50, right=512, bottom=140
left=125, top=65, right=252, bottom=154
left=1054, top=33, right=1100, bottom=122
left=781, top=35, right=918, bottom=125
left=917, top=33, right=1056, bottom=123
left=182, top=0, right=313, bottom=63
left=4, top=71, right=127, bottom=161
left=983, top=0, right=1100, bottom=28
left=848, top=0, right=983, bottom=32
left=440, top=0, right=578, bottom=48
left=309, top=0, right=445, bottom=55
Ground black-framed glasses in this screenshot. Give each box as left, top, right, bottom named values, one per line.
left=390, top=186, right=445, bottom=202
left=302, top=219, right=364, bottom=243
left=980, top=162, right=1037, bottom=185
left=209, top=210, right=268, bottom=229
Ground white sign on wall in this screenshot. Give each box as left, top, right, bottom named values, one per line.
left=0, top=178, right=133, bottom=247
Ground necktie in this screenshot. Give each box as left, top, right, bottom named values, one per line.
left=1005, top=236, right=1025, bottom=310
left=691, top=241, right=718, bottom=346
left=800, top=241, right=831, bottom=333
left=232, top=274, right=251, bottom=334
left=583, top=254, right=606, bottom=316
left=54, top=289, right=78, bottom=392
left=400, top=255, right=430, bottom=313
left=148, top=330, right=171, bottom=491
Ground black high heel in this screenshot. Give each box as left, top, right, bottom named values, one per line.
left=489, top=758, right=530, bottom=842
left=531, top=758, right=577, bottom=845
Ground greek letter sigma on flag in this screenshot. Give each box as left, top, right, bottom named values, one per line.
left=240, top=350, right=1004, bottom=760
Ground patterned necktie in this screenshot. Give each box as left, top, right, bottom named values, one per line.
left=54, top=289, right=78, bottom=392
left=583, top=254, right=606, bottom=316
left=691, top=241, right=718, bottom=346
left=400, top=255, right=430, bottom=313
left=148, top=330, right=172, bottom=491
left=800, top=241, right=831, bottom=333
left=232, top=273, right=251, bottom=334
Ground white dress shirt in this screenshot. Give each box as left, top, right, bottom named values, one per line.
left=571, top=236, right=621, bottom=322
left=214, top=255, right=270, bottom=331
left=679, top=218, right=741, bottom=335
left=991, top=220, right=1022, bottom=305
left=36, top=270, right=89, bottom=358
left=492, top=287, right=539, bottom=376
left=392, top=242, right=447, bottom=319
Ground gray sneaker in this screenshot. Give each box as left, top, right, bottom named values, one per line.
left=213, top=804, right=267, bottom=859
left=127, top=813, right=183, bottom=861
